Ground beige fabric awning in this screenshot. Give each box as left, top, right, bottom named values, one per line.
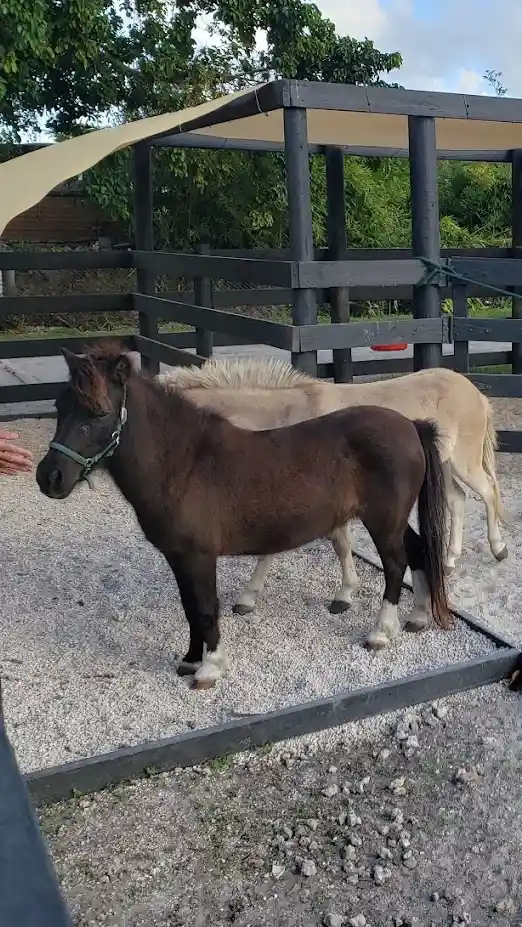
left=2, top=80, right=522, bottom=238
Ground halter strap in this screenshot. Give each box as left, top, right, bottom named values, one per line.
left=50, top=387, right=128, bottom=478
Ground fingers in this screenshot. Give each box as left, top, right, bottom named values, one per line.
left=0, top=450, right=33, bottom=473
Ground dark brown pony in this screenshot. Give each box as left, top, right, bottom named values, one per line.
left=36, top=342, right=452, bottom=689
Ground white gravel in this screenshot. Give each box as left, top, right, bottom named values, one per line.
left=0, top=417, right=507, bottom=775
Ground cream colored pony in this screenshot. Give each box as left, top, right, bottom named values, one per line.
left=158, top=357, right=506, bottom=616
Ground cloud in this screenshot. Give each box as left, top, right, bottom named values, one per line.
left=315, top=0, right=522, bottom=97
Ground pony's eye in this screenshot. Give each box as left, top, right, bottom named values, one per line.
left=81, top=423, right=90, bottom=436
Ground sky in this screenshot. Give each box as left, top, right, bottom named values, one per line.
left=312, top=0, right=519, bottom=96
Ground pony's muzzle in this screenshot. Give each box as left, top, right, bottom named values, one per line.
left=36, top=459, right=67, bottom=499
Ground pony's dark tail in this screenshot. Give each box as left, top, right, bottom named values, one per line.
left=413, top=419, right=453, bottom=630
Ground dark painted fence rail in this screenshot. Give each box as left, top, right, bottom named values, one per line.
left=0, top=244, right=521, bottom=435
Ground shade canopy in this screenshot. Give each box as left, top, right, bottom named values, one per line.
left=2, top=79, right=522, bottom=238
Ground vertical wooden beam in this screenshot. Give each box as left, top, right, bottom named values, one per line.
left=194, top=243, right=214, bottom=359
left=132, top=143, right=159, bottom=375
left=452, top=283, right=469, bottom=375
left=511, top=150, right=522, bottom=374
left=408, top=116, right=443, bottom=371
left=283, top=107, right=318, bottom=376
left=325, top=147, right=352, bottom=382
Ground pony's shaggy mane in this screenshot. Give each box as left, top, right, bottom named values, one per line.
left=157, top=355, right=317, bottom=392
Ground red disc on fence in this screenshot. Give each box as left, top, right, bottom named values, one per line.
left=370, top=343, right=408, bottom=352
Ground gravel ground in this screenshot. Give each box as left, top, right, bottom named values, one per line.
left=7, top=396, right=522, bottom=926
left=0, top=418, right=499, bottom=774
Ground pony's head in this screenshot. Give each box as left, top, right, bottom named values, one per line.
left=36, top=342, right=133, bottom=499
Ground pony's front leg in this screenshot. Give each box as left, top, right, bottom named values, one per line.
left=328, top=523, right=359, bottom=613
left=233, top=554, right=275, bottom=615
left=166, top=551, right=228, bottom=690
left=364, top=534, right=406, bottom=650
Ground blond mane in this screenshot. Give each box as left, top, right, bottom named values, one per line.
left=157, top=355, right=316, bottom=391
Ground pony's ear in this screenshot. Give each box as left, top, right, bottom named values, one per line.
left=107, top=353, right=132, bottom=385
left=62, top=348, right=87, bottom=373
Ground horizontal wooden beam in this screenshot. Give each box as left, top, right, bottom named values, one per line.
left=133, top=250, right=293, bottom=287
left=0, top=382, right=64, bottom=403
left=134, top=295, right=299, bottom=351
left=298, top=317, right=449, bottom=352
left=468, top=374, right=522, bottom=398
left=0, top=294, right=133, bottom=318
left=0, top=251, right=132, bottom=272
left=0, top=333, right=134, bottom=359
left=453, top=318, right=522, bottom=343
left=284, top=79, right=522, bottom=125
left=295, top=259, right=425, bottom=289
left=151, top=133, right=513, bottom=163
left=451, top=257, right=522, bottom=287
left=133, top=335, right=205, bottom=368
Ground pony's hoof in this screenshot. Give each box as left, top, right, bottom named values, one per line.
left=495, top=545, right=508, bottom=562
left=329, top=599, right=351, bottom=614
left=444, top=563, right=455, bottom=576
left=232, top=602, right=255, bottom=616
left=192, top=677, right=217, bottom=691
left=176, top=660, right=201, bottom=677
left=404, top=617, right=429, bottom=633
left=364, top=631, right=390, bottom=651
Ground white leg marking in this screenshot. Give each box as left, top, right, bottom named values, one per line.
left=329, top=524, right=359, bottom=611
left=404, top=570, right=431, bottom=633
left=234, top=555, right=275, bottom=614
left=194, top=643, right=228, bottom=685
left=366, top=599, right=400, bottom=650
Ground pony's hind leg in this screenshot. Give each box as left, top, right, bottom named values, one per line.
left=444, top=463, right=466, bottom=573
left=328, top=523, right=359, bottom=614
left=364, top=531, right=407, bottom=651
left=233, top=555, right=275, bottom=615
left=403, top=524, right=432, bottom=633
left=166, top=551, right=228, bottom=689
left=451, top=461, right=507, bottom=562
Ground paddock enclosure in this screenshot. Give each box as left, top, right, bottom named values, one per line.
left=2, top=79, right=522, bottom=922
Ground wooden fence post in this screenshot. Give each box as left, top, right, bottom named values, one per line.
left=511, top=149, right=522, bottom=374
left=283, top=106, right=318, bottom=376
left=325, top=146, right=352, bottom=382
left=408, top=115, right=443, bottom=371
left=132, top=143, right=159, bottom=375
left=194, top=243, right=214, bottom=359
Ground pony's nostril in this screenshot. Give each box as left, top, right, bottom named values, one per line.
left=49, top=468, right=63, bottom=492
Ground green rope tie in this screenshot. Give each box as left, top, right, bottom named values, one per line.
left=417, top=257, right=520, bottom=301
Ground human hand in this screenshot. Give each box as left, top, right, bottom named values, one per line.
left=0, top=430, right=33, bottom=475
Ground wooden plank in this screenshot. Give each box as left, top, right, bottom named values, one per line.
left=497, top=430, right=522, bottom=453
left=283, top=106, right=318, bottom=376
left=467, top=374, right=522, bottom=397
left=133, top=250, right=293, bottom=287
left=452, top=285, right=469, bottom=374
left=0, top=334, right=134, bottom=359
left=154, top=134, right=513, bottom=163
left=133, top=335, right=206, bottom=368
left=0, top=294, right=132, bottom=317
left=451, top=257, right=522, bottom=287
left=326, top=146, right=352, bottom=382
left=298, top=317, right=448, bottom=352
left=453, top=318, right=522, bottom=342
left=295, top=259, right=426, bottom=289
left=26, top=648, right=518, bottom=806
left=193, top=243, right=214, bottom=359
left=0, top=382, right=64, bottom=403
left=512, top=150, right=522, bottom=374
left=286, top=78, right=522, bottom=124
left=133, top=143, right=159, bottom=374
left=409, top=114, right=443, bottom=371
left=134, top=294, right=299, bottom=351
left=0, top=250, right=132, bottom=271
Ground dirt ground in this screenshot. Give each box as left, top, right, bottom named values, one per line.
left=23, top=394, right=522, bottom=926
left=38, top=682, right=522, bottom=927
